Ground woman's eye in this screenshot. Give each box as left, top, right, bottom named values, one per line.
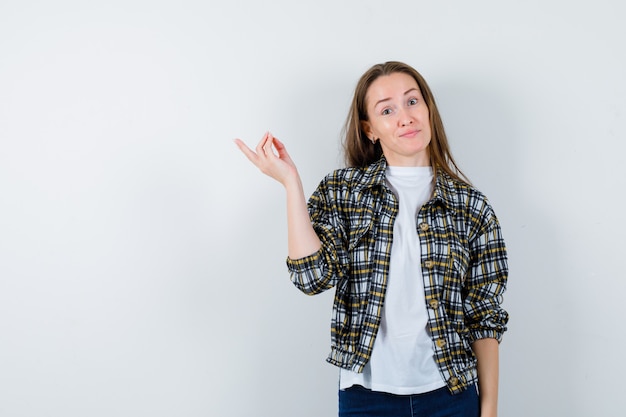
left=381, top=108, right=392, bottom=115
left=408, top=98, right=418, bottom=105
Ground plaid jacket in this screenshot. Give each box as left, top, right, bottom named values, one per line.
left=286, top=157, right=508, bottom=394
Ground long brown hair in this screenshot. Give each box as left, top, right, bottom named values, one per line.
left=342, top=61, right=469, bottom=184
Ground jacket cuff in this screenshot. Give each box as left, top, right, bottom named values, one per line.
left=286, top=249, right=323, bottom=272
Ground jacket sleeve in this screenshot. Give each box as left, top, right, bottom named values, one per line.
left=463, top=200, right=509, bottom=343
left=286, top=175, right=349, bottom=295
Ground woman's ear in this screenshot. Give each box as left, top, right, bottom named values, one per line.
left=360, top=120, right=375, bottom=143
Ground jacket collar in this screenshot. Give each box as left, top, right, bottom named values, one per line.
left=432, top=168, right=458, bottom=212
left=352, top=156, right=389, bottom=193
left=353, top=156, right=460, bottom=212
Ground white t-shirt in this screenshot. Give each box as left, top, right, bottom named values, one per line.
left=339, top=166, right=446, bottom=395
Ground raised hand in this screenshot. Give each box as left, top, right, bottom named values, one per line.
left=234, top=132, right=299, bottom=187
left=234, top=131, right=321, bottom=258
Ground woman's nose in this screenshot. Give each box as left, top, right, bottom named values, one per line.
left=399, top=110, right=413, bottom=126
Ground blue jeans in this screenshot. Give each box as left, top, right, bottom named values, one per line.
left=338, top=385, right=480, bottom=417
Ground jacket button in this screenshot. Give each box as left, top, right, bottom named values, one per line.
left=424, top=260, right=434, bottom=269
left=436, top=338, right=447, bottom=348
left=449, top=376, right=459, bottom=386
left=429, top=299, right=439, bottom=309
left=419, top=222, right=429, bottom=231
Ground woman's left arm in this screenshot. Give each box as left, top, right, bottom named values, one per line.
left=463, top=195, right=509, bottom=417
left=472, top=338, right=499, bottom=417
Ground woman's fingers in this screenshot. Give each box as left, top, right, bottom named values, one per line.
left=235, top=132, right=281, bottom=168
left=255, top=131, right=272, bottom=156
left=235, top=132, right=272, bottom=162
left=255, top=136, right=264, bottom=155
left=272, top=137, right=288, bottom=156
left=235, top=132, right=296, bottom=184
left=272, top=137, right=295, bottom=165
left=264, top=132, right=277, bottom=158
left=234, top=138, right=259, bottom=164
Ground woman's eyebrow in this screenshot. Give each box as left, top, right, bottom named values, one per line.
left=373, top=88, right=420, bottom=107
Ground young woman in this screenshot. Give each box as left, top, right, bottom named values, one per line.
left=235, top=61, right=509, bottom=417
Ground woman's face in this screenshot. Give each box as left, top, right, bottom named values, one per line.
left=362, top=72, right=432, bottom=167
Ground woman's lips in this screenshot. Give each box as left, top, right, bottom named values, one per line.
left=399, top=129, right=419, bottom=138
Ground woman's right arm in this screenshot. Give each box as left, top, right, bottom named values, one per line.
left=234, top=132, right=321, bottom=259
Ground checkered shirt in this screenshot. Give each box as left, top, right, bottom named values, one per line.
left=286, top=156, right=509, bottom=394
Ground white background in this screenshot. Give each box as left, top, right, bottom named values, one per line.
left=1, top=1, right=624, bottom=416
